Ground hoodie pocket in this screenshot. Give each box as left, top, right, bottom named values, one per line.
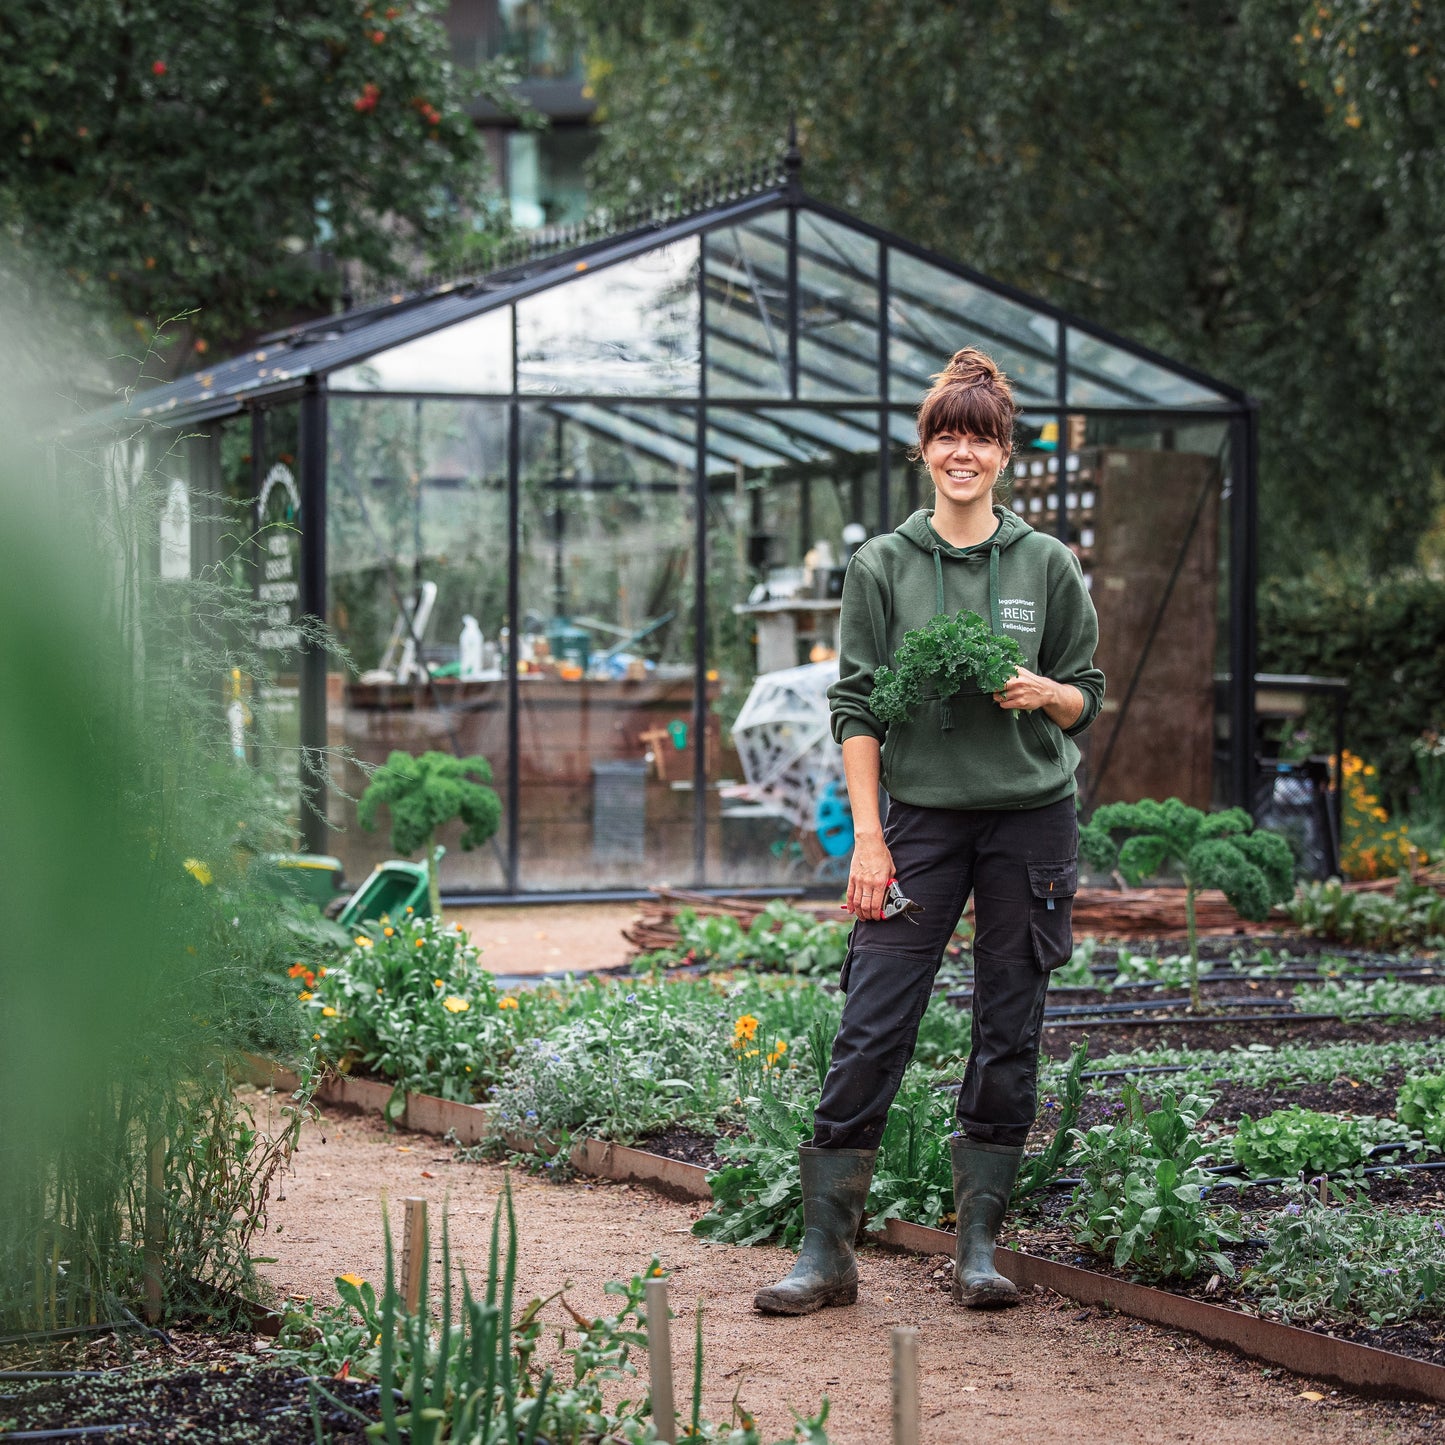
left=1027, top=858, right=1078, bottom=971
left=1026, top=710, right=1068, bottom=776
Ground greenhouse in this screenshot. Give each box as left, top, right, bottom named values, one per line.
left=78, top=159, right=1259, bottom=899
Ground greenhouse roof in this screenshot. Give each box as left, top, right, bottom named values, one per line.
left=80, top=163, right=1248, bottom=443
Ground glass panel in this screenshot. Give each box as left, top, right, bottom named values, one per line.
left=1066, top=327, right=1227, bottom=408
left=888, top=247, right=1059, bottom=406
left=703, top=212, right=790, bottom=399
left=517, top=240, right=700, bottom=395
left=1064, top=417, right=1230, bottom=813
left=797, top=212, right=881, bottom=399
left=326, top=398, right=510, bottom=893
left=706, top=407, right=880, bottom=887
left=516, top=403, right=698, bottom=889
left=329, top=307, right=513, bottom=395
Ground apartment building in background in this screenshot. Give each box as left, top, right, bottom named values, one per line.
left=446, top=0, right=597, bottom=229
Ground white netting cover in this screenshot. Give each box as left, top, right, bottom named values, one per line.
left=729, top=661, right=844, bottom=830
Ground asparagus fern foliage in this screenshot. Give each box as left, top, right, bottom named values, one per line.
left=357, top=750, right=502, bottom=917
left=1079, top=799, right=1295, bottom=1010
left=869, top=610, right=1023, bottom=726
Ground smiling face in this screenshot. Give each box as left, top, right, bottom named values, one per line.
left=923, top=428, right=1010, bottom=510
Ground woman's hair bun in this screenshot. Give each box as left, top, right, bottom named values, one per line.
left=941, top=347, right=1003, bottom=386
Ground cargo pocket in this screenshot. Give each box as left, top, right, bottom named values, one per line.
left=839, top=926, right=858, bottom=993
left=1026, top=858, right=1078, bottom=971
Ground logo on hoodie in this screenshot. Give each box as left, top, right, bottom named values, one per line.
left=999, top=597, right=1038, bottom=635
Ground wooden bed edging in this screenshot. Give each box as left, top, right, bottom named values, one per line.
left=245, top=1058, right=1445, bottom=1404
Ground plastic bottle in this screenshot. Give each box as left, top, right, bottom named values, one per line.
left=459, top=615, right=483, bottom=679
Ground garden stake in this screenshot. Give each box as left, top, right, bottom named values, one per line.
left=401, top=1198, right=427, bottom=1315
left=143, top=1135, right=165, bottom=1324
left=891, top=1326, right=920, bottom=1445
left=645, top=1276, right=676, bottom=1443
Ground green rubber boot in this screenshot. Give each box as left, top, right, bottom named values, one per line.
left=753, top=1147, right=876, bottom=1316
left=949, top=1137, right=1024, bottom=1308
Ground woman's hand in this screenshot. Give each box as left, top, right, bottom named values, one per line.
left=844, top=831, right=895, bottom=921
left=993, top=667, right=1084, bottom=728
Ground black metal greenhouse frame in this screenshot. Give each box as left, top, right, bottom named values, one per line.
left=83, top=155, right=1260, bottom=898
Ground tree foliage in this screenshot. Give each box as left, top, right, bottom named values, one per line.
left=556, top=0, right=1445, bottom=578
left=0, top=1, right=509, bottom=358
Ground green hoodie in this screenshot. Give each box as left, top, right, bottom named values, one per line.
left=828, top=506, right=1105, bottom=811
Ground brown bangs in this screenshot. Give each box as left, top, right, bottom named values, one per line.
left=916, top=382, right=1017, bottom=452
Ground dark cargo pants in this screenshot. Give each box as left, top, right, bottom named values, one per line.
left=812, top=796, right=1078, bottom=1150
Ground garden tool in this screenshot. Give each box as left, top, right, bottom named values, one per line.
left=949, top=1137, right=1024, bottom=1308
left=753, top=1146, right=876, bottom=1316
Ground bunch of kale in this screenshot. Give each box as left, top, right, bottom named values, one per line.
left=868, top=610, right=1023, bottom=725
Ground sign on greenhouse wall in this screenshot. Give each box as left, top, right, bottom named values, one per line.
left=256, top=462, right=301, bottom=653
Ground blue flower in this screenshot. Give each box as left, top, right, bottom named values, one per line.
left=550, top=1053, right=561, bottom=1063
left=626, top=993, right=637, bottom=1004
left=526, top=1110, right=538, bottom=1120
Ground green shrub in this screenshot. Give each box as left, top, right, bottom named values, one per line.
left=1066, top=1084, right=1236, bottom=1282
left=1286, top=876, right=1445, bottom=950
left=1292, top=978, right=1445, bottom=1022
left=640, top=901, right=849, bottom=977
left=1397, top=1074, right=1445, bottom=1150
left=309, top=914, right=518, bottom=1103
left=1230, top=1108, right=1372, bottom=1179
left=1245, top=1183, right=1445, bottom=1326
left=1258, top=567, right=1445, bottom=810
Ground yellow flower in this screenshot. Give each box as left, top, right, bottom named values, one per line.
left=318, top=967, right=327, bottom=978
left=355, top=936, right=373, bottom=948
left=650, top=1265, right=665, bottom=1277
left=455, top=923, right=465, bottom=934
left=465, top=1065, right=472, bottom=1072
left=405, top=906, right=414, bottom=914
left=383, top=927, right=394, bottom=937
left=442, top=995, right=470, bottom=1013
left=434, top=978, right=445, bottom=988
left=298, top=990, right=313, bottom=1001
left=322, top=1006, right=337, bottom=1017
left=312, top=1032, right=320, bottom=1041
left=732, top=1014, right=760, bottom=1043
left=498, top=997, right=519, bottom=1010
left=416, top=938, right=426, bottom=948
left=339, top=1273, right=365, bottom=1288
left=183, top=858, right=213, bottom=886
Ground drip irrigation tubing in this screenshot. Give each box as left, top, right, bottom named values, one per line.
left=0, top=1372, right=112, bottom=1380
left=1045, top=1159, right=1445, bottom=1193
left=0, top=1429, right=142, bottom=1441
left=0, top=1323, right=140, bottom=1347
left=1042, top=1011, right=1359, bottom=1030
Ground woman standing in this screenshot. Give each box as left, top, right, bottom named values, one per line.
left=755, top=349, right=1104, bottom=1315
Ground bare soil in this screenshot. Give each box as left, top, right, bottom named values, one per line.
left=447, top=901, right=639, bottom=977
left=255, top=1105, right=1439, bottom=1443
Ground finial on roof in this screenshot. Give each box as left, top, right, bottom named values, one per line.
left=784, top=114, right=802, bottom=194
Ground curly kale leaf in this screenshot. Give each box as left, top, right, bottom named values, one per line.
left=867, top=611, right=1022, bottom=725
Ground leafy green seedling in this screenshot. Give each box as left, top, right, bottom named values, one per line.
left=357, top=750, right=502, bottom=917
left=869, top=610, right=1023, bottom=725
left=1079, top=798, right=1295, bottom=1010
left=1397, top=1073, right=1445, bottom=1150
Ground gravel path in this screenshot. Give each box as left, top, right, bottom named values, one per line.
left=254, top=1103, right=1437, bottom=1444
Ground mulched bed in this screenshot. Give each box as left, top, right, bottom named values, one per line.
left=0, top=1331, right=380, bottom=1443
left=1007, top=1168, right=1445, bottom=1369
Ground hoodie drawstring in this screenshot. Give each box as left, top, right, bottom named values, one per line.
left=932, top=549, right=953, bottom=729
left=988, top=542, right=1001, bottom=637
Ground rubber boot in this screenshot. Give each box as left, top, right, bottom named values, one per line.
left=949, top=1137, right=1024, bottom=1308
left=753, top=1146, right=876, bottom=1316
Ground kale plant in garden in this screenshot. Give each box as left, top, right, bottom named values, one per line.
left=868, top=610, right=1023, bottom=725
left=357, top=750, right=502, bottom=918
left=1080, top=798, right=1295, bottom=1009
